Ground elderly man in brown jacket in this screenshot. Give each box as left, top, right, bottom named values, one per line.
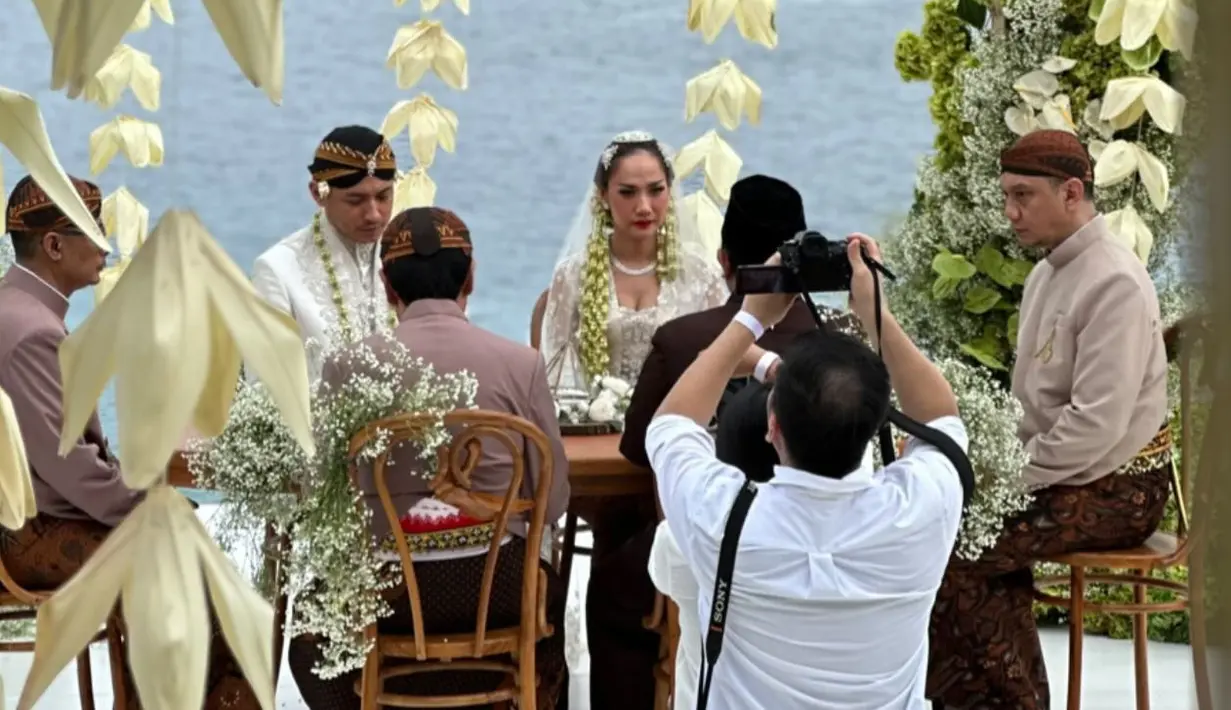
left=927, top=130, right=1173, bottom=710
left=288, top=206, right=572, bottom=710
left=0, top=175, right=264, bottom=708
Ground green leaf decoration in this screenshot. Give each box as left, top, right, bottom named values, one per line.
left=1122, top=37, right=1164, bottom=72
left=1003, top=258, right=1034, bottom=286
left=955, top=0, right=988, bottom=29
left=932, top=275, right=962, bottom=300
left=932, top=250, right=978, bottom=280
left=1007, top=310, right=1020, bottom=347
left=973, top=245, right=1015, bottom=288
left=1088, top=0, right=1106, bottom=22
left=960, top=340, right=1007, bottom=371
left=964, top=284, right=1003, bottom=313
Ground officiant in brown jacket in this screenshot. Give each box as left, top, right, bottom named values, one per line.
left=0, top=175, right=262, bottom=709
left=288, top=206, right=571, bottom=710
left=588, top=175, right=861, bottom=710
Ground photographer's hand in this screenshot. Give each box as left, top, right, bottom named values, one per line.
left=846, top=233, right=886, bottom=340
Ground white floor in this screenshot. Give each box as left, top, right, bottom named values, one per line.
left=0, top=504, right=1207, bottom=709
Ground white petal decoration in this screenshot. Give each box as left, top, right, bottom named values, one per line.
left=85, top=44, right=161, bottom=111
left=17, top=487, right=276, bottom=710
left=1100, top=76, right=1186, bottom=134
left=31, top=0, right=148, bottom=99
left=0, top=386, right=37, bottom=532
left=1039, top=95, right=1077, bottom=133
left=1093, top=140, right=1170, bottom=212
left=394, top=167, right=437, bottom=210
left=1088, top=139, right=1108, bottom=161
left=0, top=88, right=109, bottom=251
left=1041, top=55, right=1078, bottom=73
left=200, top=0, right=286, bottom=105
left=1104, top=204, right=1155, bottom=263
left=1155, top=0, right=1197, bottom=60
left=1004, top=105, right=1038, bottom=137
left=1013, top=69, right=1060, bottom=108
left=1119, top=0, right=1168, bottom=51
left=102, top=187, right=150, bottom=258
left=58, top=210, right=314, bottom=489
left=88, top=116, right=165, bottom=174
left=684, top=59, right=762, bottom=130
left=414, top=0, right=470, bottom=13
left=1083, top=99, right=1117, bottom=140
left=94, top=264, right=125, bottom=306
left=676, top=190, right=725, bottom=258
left=1094, top=0, right=1129, bottom=45
left=380, top=95, right=458, bottom=168
left=386, top=21, right=469, bottom=91
left=128, top=0, right=175, bottom=33
left=673, top=130, right=743, bottom=203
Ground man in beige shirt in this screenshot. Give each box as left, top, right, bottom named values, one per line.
left=927, top=130, right=1174, bottom=710
left=289, top=207, right=571, bottom=710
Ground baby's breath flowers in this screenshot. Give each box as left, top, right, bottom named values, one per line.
left=187, top=335, right=478, bottom=678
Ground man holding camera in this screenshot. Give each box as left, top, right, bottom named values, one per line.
left=647, top=235, right=966, bottom=709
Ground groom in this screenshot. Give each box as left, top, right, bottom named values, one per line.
left=587, top=175, right=860, bottom=710
left=251, top=125, right=399, bottom=377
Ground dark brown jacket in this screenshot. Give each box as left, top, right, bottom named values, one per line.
left=619, top=295, right=860, bottom=467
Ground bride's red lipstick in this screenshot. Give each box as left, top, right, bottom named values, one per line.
left=633, top=220, right=654, bottom=229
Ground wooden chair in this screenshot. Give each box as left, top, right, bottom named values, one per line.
left=642, top=591, right=678, bottom=710
left=0, top=553, right=113, bottom=708
left=1032, top=317, right=1212, bottom=710
left=350, top=410, right=557, bottom=709
left=529, top=288, right=549, bottom=352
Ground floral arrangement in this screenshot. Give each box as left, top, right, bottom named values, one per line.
left=936, top=357, right=1033, bottom=560
left=186, top=337, right=479, bottom=678
left=888, top=0, right=1201, bottom=373
left=556, top=375, right=633, bottom=430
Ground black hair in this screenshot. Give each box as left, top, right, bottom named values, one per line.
left=1046, top=175, right=1096, bottom=202
left=383, top=250, right=472, bottom=305
left=9, top=229, right=40, bottom=260
left=593, top=140, right=675, bottom=191
left=769, top=329, right=891, bottom=479
left=715, top=381, right=779, bottom=483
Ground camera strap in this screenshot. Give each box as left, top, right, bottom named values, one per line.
left=695, top=479, right=758, bottom=710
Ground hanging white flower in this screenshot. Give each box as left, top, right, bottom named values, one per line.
left=673, top=130, right=743, bottom=203
left=1105, top=205, right=1155, bottom=263
left=684, top=59, right=763, bottom=131
left=1092, top=0, right=1197, bottom=61
left=1099, top=76, right=1186, bottom=134
left=1093, top=140, right=1170, bottom=212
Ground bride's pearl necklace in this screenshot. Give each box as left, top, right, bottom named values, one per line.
left=611, top=256, right=656, bottom=277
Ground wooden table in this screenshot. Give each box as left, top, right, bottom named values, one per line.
left=167, top=433, right=652, bottom=497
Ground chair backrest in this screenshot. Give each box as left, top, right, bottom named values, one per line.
left=348, top=409, right=555, bottom=660
left=0, top=553, right=45, bottom=606
left=529, top=288, right=549, bottom=351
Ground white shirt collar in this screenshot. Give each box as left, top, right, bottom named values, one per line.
left=768, top=460, right=876, bottom=495
left=13, top=264, right=70, bottom=304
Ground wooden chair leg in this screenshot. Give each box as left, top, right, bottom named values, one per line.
left=1067, top=566, right=1086, bottom=710
left=518, top=643, right=537, bottom=709
left=106, top=615, right=129, bottom=710
left=360, top=626, right=381, bottom=710
left=1132, top=570, right=1150, bottom=710
left=76, top=649, right=95, bottom=710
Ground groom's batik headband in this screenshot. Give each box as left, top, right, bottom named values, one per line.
left=5, top=175, right=102, bottom=236
left=600, top=130, right=675, bottom=171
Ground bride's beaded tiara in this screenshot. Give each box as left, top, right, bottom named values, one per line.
left=600, top=130, right=675, bottom=171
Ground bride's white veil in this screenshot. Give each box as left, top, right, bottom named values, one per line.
left=540, top=132, right=709, bottom=391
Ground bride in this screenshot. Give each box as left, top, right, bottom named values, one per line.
left=540, top=130, right=728, bottom=391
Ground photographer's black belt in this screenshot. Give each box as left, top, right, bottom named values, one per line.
left=694, top=253, right=976, bottom=710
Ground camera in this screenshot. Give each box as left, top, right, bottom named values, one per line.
left=733, top=231, right=856, bottom=295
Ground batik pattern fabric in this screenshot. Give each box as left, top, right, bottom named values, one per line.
left=926, top=426, right=1175, bottom=709
left=288, top=537, right=567, bottom=710
left=0, top=513, right=262, bottom=710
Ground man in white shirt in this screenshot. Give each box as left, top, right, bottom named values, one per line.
left=646, top=235, right=967, bottom=709
left=251, top=125, right=399, bottom=379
